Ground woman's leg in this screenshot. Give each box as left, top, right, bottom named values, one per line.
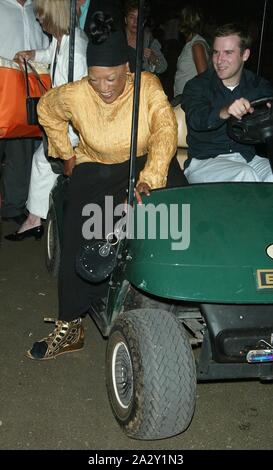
left=27, top=143, right=59, bottom=220
left=6, top=143, right=58, bottom=235
left=27, top=158, right=147, bottom=360
left=4, top=143, right=57, bottom=241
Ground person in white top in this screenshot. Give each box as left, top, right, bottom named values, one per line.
left=0, top=0, right=49, bottom=60
left=174, top=4, right=210, bottom=97
left=5, top=0, right=88, bottom=241
left=0, top=0, right=49, bottom=223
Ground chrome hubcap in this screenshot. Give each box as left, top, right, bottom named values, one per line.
left=112, top=341, right=133, bottom=409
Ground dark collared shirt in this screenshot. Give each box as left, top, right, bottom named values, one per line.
left=181, top=68, right=273, bottom=166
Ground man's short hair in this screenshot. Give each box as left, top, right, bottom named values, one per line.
left=214, top=23, right=252, bottom=53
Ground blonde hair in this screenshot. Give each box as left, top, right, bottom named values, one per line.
left=33, top=0, right=71, bottom=37
left=180, top=5, right=203, bottom=38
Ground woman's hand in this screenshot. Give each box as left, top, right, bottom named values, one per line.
left=13, top=50, right=35, bottom=63
left=143, top=48, right=158, bottom=65
left=135, top=182, right=151, bottom=204
left=64, top=156, right=76, bottom=177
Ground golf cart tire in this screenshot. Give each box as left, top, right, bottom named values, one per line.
left=106, top=308, right=196, bottom=440
left=45, top=206, right=60, bottom=278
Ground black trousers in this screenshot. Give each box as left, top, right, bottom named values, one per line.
left=58, top=156, right=187, bottom=321
left=0, top=138, right=35, bottom=217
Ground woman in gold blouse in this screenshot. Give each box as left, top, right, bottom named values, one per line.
left=27, top=11, right=182, bottom=360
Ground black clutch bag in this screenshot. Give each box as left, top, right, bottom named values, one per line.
left=76, top=239, right=118, bottom=283
left=75, top=218, right=126, bottom=283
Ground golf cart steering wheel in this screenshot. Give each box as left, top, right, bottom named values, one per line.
left=227, top=96, right=273, bottom=144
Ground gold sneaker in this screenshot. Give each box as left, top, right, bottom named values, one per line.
left=27, top=318, right=84, bottom=360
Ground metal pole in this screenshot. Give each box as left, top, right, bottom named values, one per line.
left=68, top=0, right=77, bottom=82
left=257, top=0, right=267, bottom=76
left=127, top=0, right=146, bottom=206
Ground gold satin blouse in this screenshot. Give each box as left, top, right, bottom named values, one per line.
left=37, top=72, right=178, bottom=189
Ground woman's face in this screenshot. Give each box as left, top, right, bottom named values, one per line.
left=125, top=9, right=138, bottom=35
left=88, top=64, right=129, bottom=104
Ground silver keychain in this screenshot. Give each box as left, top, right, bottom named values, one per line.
left=99, top=218, right=125, bottom=257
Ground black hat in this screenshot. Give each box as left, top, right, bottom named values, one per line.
left=86, top=11, right=129, bottom=67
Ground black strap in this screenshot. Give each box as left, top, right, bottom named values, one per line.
left=23, top=58, right=30, bottom=98
left=23, top=58, right=48, bottom=98
left=51, top=48, right=58, bottom=86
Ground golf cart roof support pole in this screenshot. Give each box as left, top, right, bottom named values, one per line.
left=257, top=0, right=267, bottom=76
left=68, top=0, right=77, bottom=82
left=127, top=0, right=146, bottom=206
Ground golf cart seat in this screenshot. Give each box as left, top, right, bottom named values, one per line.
left=173, top=105, right=188, bottom=170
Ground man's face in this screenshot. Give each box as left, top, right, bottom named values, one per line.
left=212, top=34, right=250, bottom=86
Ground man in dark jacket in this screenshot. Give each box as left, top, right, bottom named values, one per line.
left=181, top=23, right=273, bottom=183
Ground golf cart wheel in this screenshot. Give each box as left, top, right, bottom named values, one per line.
left=106, top=309, right=196, bottom=440
left=45, top=206, right=60, bottom=277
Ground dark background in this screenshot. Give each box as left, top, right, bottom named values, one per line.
left=150, top=0, right=270, bottom=30
left=151, top=0, right=272, bottom=74
left=122, top=0, right=273, bottom=99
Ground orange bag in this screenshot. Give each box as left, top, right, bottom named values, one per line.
left=0, top=57, right=51, bottom=139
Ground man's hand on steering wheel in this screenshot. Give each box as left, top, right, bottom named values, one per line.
left=135, top=182, right=151, bottom=204
left=221, top=97, right=272, bottom=121
left=220, top=98, right=253, bottom=120
left=228, top=98, right=254, bottom=120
